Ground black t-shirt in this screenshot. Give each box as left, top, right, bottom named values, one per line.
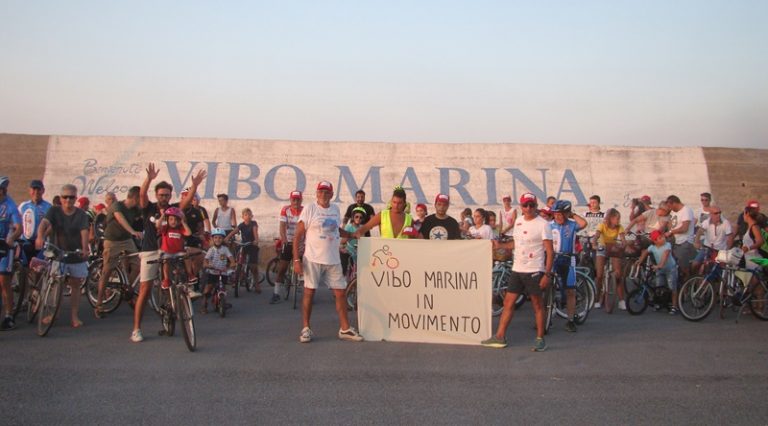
left=103, top=201, right=141, bottom=241
left=420, top=214, right=462, bottom=240
left=184, top=205, right=209, bottom=235
left=236, top=221, right=258, bottom=243
left=44, top=206, right=89, bottom=262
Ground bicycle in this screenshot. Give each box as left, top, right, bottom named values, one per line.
left=284, top=258, right=304, bottom=310
left=231, top=241, right=263, bottom=297
left=36, top=243, right=82, bottom=337
left=147, top=253, right=199, bottom=352
left=625, top=261, right=677, bottom=315
left=9, top=241, right=30, bottom=320
left=491, top=259, right=528, bottom=316
left=85, top=251, right=161, bottom=315
left=264, top=238, right=282, bottom=287
left=543, top=254, right=595, bottom=333
left=678, top=252, right=768, bottom=322
left=208, top=268, right=231, bottom=318
left=345, top=256, right=358, bottom=310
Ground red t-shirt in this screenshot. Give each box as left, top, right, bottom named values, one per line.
left=160, top=225, right=186, bottom=254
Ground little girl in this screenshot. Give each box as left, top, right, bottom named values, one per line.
left=636, top=230, right=679, bottom=314
left=157, top=207, right=192, bottom=289
left=203, top=228, right=235, bottom=313
left=594, top=208, right=626, bottom=310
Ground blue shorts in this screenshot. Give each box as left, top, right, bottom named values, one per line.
left=0, top=252, right=12, bottom=275
left=554, top=255, right=576, bottom=288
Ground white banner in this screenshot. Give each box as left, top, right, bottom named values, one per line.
left=357, top=238, right=492, bottom=345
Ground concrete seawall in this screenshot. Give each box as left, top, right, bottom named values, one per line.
left=1, top=133, right=765, bottom=251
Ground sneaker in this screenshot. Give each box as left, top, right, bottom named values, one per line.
left=338, top=327, right=364, bottom=342
left=565, top=320, right=577, bottom=333
left=188, top=288, right=203, bottom=300
left=669, top=307, right=678, bottom=316
left=269, top=294, right=281, bottom=304
left=130, top=329, right=144, bottom=343
left=618, top=300, right=627, bottom=311
left=299, top=327, right=313, bottom=343
left=532, top=337, right=547, bottom=352
left=481, top=336, right=507, bottom=348
left=0, top=316, right=16, bottom=331
left=594, top=302, right=602, bottom=309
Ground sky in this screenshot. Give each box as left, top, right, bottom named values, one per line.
left=1, top=1, right=766, bottom=148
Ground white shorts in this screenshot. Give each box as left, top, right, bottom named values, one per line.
left=302, top=259, right=346, bottom=290
left=139, top=250, right=162, bottom=282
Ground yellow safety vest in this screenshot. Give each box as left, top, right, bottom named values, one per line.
left=381, top=209, right=413, bottom=239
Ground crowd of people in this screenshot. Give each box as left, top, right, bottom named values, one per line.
left=0, top=164, right=766, bottom=351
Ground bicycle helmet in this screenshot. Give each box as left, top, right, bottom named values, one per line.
left=0, top=176, right=9, bottom=189
left=211, top=228, right=227, bottom=237
left=164, top=206, right=183, bottom=218
left=552, top=200, right=572, bottom=215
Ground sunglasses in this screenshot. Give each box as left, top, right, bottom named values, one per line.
left=157, top=193, right=171, bottom=197
left=61, top=195, right=76, bottom=200
left=353, top=215, right=363, bottom=219
left=521, top=203, right=537, bottom=208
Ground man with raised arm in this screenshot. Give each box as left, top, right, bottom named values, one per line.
left=293, top=181, right=362, bottom=343
left=130, top=163, right=205, bottom=343
left=483, top=193, right=554, bottom=351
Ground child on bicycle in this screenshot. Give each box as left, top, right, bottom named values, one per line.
left=636, top=229, right=679, bottom=314
left=158, top=207, right=192, bottom=289
left=594, top=208, right=626, bottom=310
left=203, top=228, right=235, bottom=313
left=225, top=207, right=260, bottom=293
left=340, top=206, right=366, bottom=275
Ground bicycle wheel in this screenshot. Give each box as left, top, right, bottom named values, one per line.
left=678, top=276, right=715, bottom=322
left=292, top=273, right=302, bottom=310
left=86, top=261, right=123, bottom=313
left=574, top=275, right=593, bottom=325
left=543, top=285, right=555, bottom=334
left=11, top=266, right=27, bottom=320
left=491, top=270, right=506, bottom=317
left=626, top=288, right=648, bottom=315
left=747, top=278, right=768, bottom=321
left=37, top=276, right=63, bottom=337
left=25, top=273, right=43, bottom=323
left=178, top=292, right=196, bottom=352
left=604, top=274, right=617, bottom=314
left=218, top=292, right=226, bottom=318
left=233, top=265, right=241, bottom=298
left=346, top=278, right=357, bottom=311
left=265, top=257, right=279, bottom=287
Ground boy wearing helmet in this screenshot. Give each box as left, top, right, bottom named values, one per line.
left=203, top=228, right=235, bottom=313
left=549, top=200, right=587, bottom=332
left=157, top=206, right=192, bottom=289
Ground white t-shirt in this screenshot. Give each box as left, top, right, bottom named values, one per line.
left=500, top=207, right=516, bottom=237
left=580, top=210, right=604, bottom=237
left=670, top=205, right=695, bottom=244
left=469, top=224, right=493, bottom=240
left=512, top=215, right=553, bottom=273
left=700, top=219, right=732, bottom=250
left=298, top=202, right=341, bottom=265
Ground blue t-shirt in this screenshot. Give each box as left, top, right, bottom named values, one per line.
left=0, top=196, right=22, bottom=240
left=648, top=242, right=677, bottom=271
left=18, top=199, right=52, bottom=241
left=343, top=223, right=360, bottom=259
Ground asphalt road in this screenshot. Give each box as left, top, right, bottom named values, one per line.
left=2, top=287, right=767, bottom=425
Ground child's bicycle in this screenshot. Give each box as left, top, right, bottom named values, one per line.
left=147, top=253, right=199, bottom=352
left=207, top=268, right=232, bottom=318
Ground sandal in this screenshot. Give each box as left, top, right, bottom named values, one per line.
left=93, top=307, right=106, bottom=319
left=72, top=319, right=84, bottom=328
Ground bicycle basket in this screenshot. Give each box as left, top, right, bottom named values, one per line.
left=605, top=243, right=625, bottom=258
left=29, top=257, right=48, bottom=273
left=493, top=248, right=512, bottom=262
left=716, top=248, right=743, bottom=266
left=623, top=241, right=642, bottom=258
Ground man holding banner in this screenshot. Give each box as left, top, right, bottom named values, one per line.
left=293, top=180, right=363, bottom=343
left=483, top=192, right=554, bottom=351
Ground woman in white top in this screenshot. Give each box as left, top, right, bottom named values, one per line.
left=468, top=208, right=493, bottom=240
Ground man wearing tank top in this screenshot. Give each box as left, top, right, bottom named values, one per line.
left=212, top=193, right=236, bottom=233
left=579, top=195, right=604, bottom=238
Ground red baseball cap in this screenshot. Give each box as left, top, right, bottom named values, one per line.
left=434, top=193, right=450, bottom=204
left=94, top=203, right=106, bottom=211
left=415, top=203, right=427, bottom=211
left=502, top=194, right=512, bottom=201
left=519, top=193, right=537, bottom=204
left=289, top=191, right=302, bottom=200
left=77, top=196, right=90, bottom=208
left=640, top=195, right=651, bottom=203
left=316, top=181, right=333, bottom=191
left=650, top=230, right=664, bottom=241
left=746, top=200, right=759, bottom=209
